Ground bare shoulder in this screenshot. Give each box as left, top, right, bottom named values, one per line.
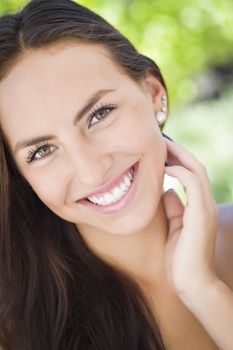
left=215, top=203, right=233, bottom=289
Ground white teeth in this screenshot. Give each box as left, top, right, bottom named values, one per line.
left=91, top=196, right=99, bottom=204
left=120, top=182, right=128, bottom=192
left=99, top=197, right=105, bottom=205
left=87, top=167, right=134, bottom=206
left=124, top=175, right=131, bottom=186
left=103, top=193, right=115, bottom=205
left=112, top=187, right=123, bottom=200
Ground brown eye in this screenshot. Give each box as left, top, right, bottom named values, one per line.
left=26, top=143, right=56, bottom=163
left=87, top=103, right=117, bottom=128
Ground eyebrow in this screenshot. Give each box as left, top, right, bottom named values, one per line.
left=14, top=88, right=115, bottom=154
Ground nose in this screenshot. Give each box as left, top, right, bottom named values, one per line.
left=67, top=142, right=112, bottom=186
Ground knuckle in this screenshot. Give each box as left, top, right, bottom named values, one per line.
left=193, top=174, right=202, bottom=188
left=200, top=163, right=208, bottom=176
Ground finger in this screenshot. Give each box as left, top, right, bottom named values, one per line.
left=163, top=189, right=184, bottom=236
left=165, top=165, right=217, bottom=233
left=163, top=170, right=215, bottom=272
left=164, top=138, right=214, bottom=204
left=164, top=137, right=206, bottom=177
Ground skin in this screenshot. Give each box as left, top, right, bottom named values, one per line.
left=0, top=41, right=233, bottom=349
left=162, top=144, right=233, bottom=349
left=0, top=41, right=169, bottom=280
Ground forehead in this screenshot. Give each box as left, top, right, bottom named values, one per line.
left=0, top=42, right=132, bottom=143
left=0, top=41, right=126, bottom=101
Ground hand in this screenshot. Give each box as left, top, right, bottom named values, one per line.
left=162, top=137, right=219, bottom=302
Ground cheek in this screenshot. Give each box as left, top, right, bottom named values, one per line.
left=29, top=174, right=65, bottom=209
left=105, top=110, right=161, bottom=156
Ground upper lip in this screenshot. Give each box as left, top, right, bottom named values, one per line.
left=77, top=163, right=135, bottom=201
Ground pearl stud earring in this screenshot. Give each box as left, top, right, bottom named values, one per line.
left=155, top=94, right=167, bottom=125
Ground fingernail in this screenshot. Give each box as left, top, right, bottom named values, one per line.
left=162, top=132, right=174, bottom=142
left=165, top=162, right=173, bottom=167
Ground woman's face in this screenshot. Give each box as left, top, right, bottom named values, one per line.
left=0, top=42, right=167, bottom=236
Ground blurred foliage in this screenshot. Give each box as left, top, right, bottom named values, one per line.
left=1, top=0, right=232, bottom=203
left=164, top=86, right=233, bottom=203
left=81, top=0, right=233, bottom=109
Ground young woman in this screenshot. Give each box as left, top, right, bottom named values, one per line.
left=0, top=0, right=232, bottom=349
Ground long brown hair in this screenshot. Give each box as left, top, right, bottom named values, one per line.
left=0, top=1, right=167, bottom=348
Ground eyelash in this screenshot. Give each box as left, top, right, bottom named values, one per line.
left=25, top=102, right=117, bottom=163
left=87, top=101, right=117, bottom=128
left=25, top=141, right=51, bottom=164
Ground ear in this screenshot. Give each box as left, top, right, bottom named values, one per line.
left=139, top=71, right=167, bottom=112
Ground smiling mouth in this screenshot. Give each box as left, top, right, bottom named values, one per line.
left=77, top=161, right=139, bottom=213
left=77, top=162, right=138, bottom=206
left=85, top=166, right=135, bottom=206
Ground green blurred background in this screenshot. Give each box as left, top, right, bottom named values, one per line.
left=1, top=0, right=233, bottom=203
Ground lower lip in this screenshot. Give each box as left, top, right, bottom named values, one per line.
left=78, top=161, right=140, bottom=214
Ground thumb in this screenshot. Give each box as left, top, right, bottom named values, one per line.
left=163, top=189, right=184, bottom=235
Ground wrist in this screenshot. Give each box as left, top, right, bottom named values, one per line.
left=176, top=273, right=220, bottom=309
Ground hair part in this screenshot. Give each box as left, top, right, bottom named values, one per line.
left=0, top=1, right=167, bottom=348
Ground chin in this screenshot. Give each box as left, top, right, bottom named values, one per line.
left=96, top=200, right=160, bottom=237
